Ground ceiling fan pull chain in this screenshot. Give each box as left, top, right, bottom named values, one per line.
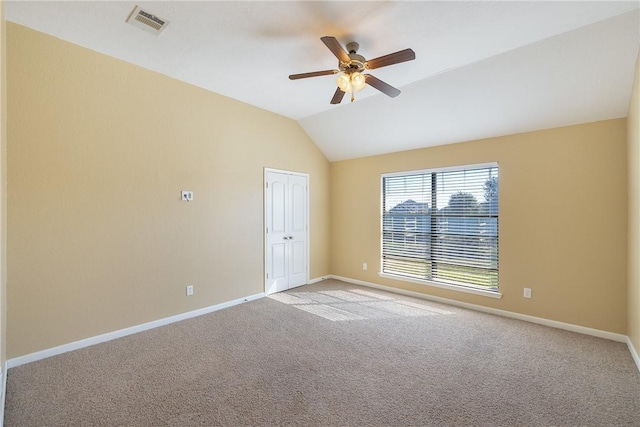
left=351, top=86, right=355, bottom=103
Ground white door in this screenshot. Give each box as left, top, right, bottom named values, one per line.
left=265, top=170, right=308, bottom=295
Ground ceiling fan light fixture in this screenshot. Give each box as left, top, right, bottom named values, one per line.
left=336, top=72, right=366, bottom=93
left=351, top=72, right=366, bottom=91
left=336, top=74, right=352, bottom=92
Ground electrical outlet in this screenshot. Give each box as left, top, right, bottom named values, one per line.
left=523, top=288, right=532, bottom=299
left=362, top=263, right=367, bottom=270
left=186, top=285, right=194, bottom=296
left=181, top=191, right=193, bottom=202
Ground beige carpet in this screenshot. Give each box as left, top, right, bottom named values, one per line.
left=5, top=279, right=640, bottom=426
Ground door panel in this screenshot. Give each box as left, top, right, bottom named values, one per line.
left=271, top=181, right=286, bottom=233
left=271, top=243, right=286, bottom=279
left=265, top=172, right=290, bottom=294
left=290, top=241, right=305, bottom=274
left=288, top=174, right=308, bottom=288
left=266, top=242, right=287, bottom=295
left=291, top=181, right=306, bottom=233
left=265, top=170, right=308, bottom=294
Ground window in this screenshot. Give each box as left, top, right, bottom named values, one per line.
left=381, top=163, right=499, bottom=295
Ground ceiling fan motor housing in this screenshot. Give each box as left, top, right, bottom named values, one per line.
left=341, top=42, right=366, bottom=74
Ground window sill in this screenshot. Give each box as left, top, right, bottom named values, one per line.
left=378, top=272, right=503, bottom=299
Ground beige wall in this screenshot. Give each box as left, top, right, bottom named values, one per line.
left=6, top=23, right=330, bottom=358
left=1, top=0, right=7, bottom=370
left=331, top=119, right=628, bottom=334
left=628, top=49, right=640, bottom=355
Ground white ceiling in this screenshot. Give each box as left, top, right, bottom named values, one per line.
left=6, top=1, right=640, bottom=161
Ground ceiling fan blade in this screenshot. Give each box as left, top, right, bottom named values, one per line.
left=366, top=48, right=416, bottom=70
left=289, top=70, right=339, bottom=80
left=365, top=75, right=401, bottom=98
left=321, top=36, right=351, bottom=63
left=330, top=87, right=346, bottom=104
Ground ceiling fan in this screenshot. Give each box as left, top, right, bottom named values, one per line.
left=289, top=36, right=416, bottom=104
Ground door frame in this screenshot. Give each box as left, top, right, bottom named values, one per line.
left=264, top=168, right=310, bottom=295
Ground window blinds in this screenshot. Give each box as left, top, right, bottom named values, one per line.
left=382, top=165, right=499, bottom=291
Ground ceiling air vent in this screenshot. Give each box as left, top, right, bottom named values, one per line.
left=126, top=6, right=169, bottom=36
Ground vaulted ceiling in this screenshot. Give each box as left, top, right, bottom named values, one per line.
left=6, top=1, right=640, bottom=161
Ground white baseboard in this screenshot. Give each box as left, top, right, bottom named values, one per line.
left=0, top=361, right=6, bottom=427
left=329, top=275, right=628, bottom=343
left=628, top=337, right=640, bottom=373
left=7, top=292, right=264, bottom=369
left=5, top=274, right=637, bottom=374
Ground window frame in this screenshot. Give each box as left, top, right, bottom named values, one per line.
left=379, top=162, right=502, bottom=299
